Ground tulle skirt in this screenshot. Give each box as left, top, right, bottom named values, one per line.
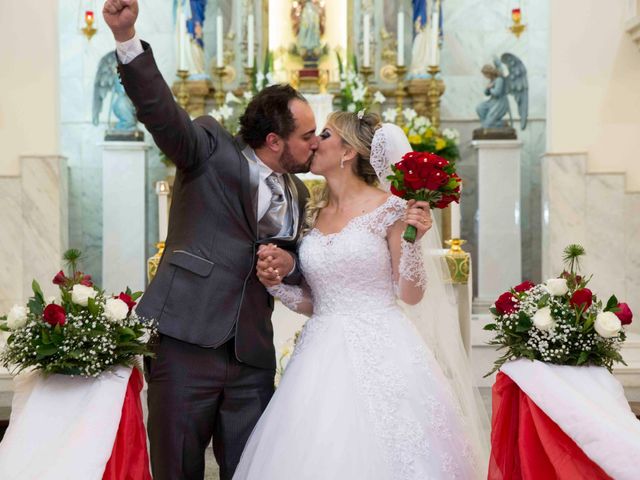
left=233, top=306, right=480, bottom=479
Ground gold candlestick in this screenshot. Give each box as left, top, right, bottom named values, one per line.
left=394, top=64, right=407, bottom=127
left=426, top=65, right=445, bottom=130
left=244, top=66, right=256, bottom=92
left=147, top=241, right=165, bottom=283
left=176, top=69, right=190, bottom=110
left=213, top=66, right=227, bottom=109
left=360, top=65, right=374, bottom=105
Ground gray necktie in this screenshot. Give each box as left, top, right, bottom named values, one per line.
left=259, top=173, right=292, bottom=239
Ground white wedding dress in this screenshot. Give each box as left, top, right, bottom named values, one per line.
left=233, top=195, right=480, bottom=479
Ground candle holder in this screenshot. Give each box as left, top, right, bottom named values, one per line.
left=213, top=65, right=227, bottom=109
left=360, top=65, right=374, bottom=105
left=394, top=64, right=407, bottom=127
left=147, top=242, right=165, bottom=283
left=426, top=65, right=446, bottom=130
left=444, top=239, right=470, bottom=285
left=81, top=11, right=97, bottom=40
left=244, top=66, right=256, bottom=92
left=175, top=69, right=190, bottom=110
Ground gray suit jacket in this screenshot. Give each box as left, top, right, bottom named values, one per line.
left=118, top=42, right=308, bottom=370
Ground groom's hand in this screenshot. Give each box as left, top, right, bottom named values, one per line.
left=256, top=244, right=294, bottom=288
left=103, top=0, right=138, bottom=42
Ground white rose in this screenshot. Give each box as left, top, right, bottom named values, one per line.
left=533, top=307, right=555, bottom=331
left=594, top=312, right=622, bottom=338
left=71, top=284, right=97, bottom=307
left=6, top=305, right=28, bottom=330
left=546, top=278, right=568, bottom=296
left=104, top=298, right=129, bottom=322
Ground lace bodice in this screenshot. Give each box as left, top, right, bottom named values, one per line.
left=276, top=195, right=426, bottom=317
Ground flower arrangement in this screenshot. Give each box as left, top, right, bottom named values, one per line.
left=484, top=245, right=632, bottom=376
left=274, top=330, right=301, bottom=388
left=383, top=108, right=460, bottom=162
left=337, top=53, right=385, bottom=113
left=387, top=151, right=462, bottom=242
left=0, top=250, right=156, bottom=377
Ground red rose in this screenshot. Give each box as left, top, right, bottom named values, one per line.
left=495, top=292, right=518, bottom=315
left=43, top=304, right=66, bottom=327
left=404, top=169, right=427, bottom=190
left=514, top=281, right=535, bottom=293
left=424, top=169, right=448, bottom=190
left=80, top=274, right=93, bottom=287
left=570, top=288, right=593, bottom=311
left=426, top=153, right=449, bottom=168
left=52, top=270, right=67, bottom=286
left=394, top=160, right=409, bottom=173
left=433, top=194, right=458, bottom=209
left=118, top=292, right=137, bottom=312
left=615, top=302, right=633, bottom=326
left=390, top=184, right=406, bottom=198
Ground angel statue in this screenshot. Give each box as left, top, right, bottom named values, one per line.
left=92, top=51, right=142, bottom=141
left=476, top=53, right=528, bottom=133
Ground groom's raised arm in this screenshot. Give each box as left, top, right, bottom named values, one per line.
left=103, top=0, right=216, bottom=171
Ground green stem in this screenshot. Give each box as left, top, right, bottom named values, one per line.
left=403, top=225, right=417, bottom=243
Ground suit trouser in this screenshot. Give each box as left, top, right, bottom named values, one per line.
left=144, top=335, right=275, bottom=480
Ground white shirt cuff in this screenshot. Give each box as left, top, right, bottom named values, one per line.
left=116, top=34, right=144, bottom=64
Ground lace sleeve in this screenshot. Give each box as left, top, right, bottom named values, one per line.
left=267, top=282, right=314, bottom=317
left=398, top=240, right=427, bottom=290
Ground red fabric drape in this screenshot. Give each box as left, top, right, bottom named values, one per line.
left=488, top=372, right=612, bottom=480
left=103, top=368, right=151, bottom=480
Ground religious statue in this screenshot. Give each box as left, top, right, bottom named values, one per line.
left=175, top=0, right=207, bottom=78
left=92, top=51, right=143, bottom=141
left=474, top=53, right=528, bottom=138
left=409, top=0, right=430, bottom=78
left=291, top=0, right=326, bottom=61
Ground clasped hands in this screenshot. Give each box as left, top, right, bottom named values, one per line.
left=256, top=244, right=294, bottom=288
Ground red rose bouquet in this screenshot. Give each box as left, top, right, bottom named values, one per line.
left=484, top=245, right=632, bottom=376
left=387, top=151, right=462, bottom=242
left=0, top=249, right=156, bottom=377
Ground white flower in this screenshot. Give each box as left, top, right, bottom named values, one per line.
left=346, top=70, right=356, bottom=82
left=402, top=108, right=418, bottom=122
left=546, top=278, right=568, bottom=296
left=256, top=71, right=265, bottom=85
left=442, top=128, right=459, bottom=141
left=242, top=91, right=253, bottom=101
left=373, top=91, right=386, bottom=104
left=414, top=116, right=429, bottom=129
left=533, top=307, right=555, bottom=331
left=219, top=104, right=234, bottom=120
left=104, top=298, right=129, bottom=322
left=352, top=87, right=366, bottom=102
left=347, top=103, right=356, bottom=112
left=265, top=72, right=275, bottom=86
left=382, top=108, right=397, bottom=123
left=209, top=108, right=222, bottom=121
left=225, top=91, right=241, bottom=104
left=595, top=312, right=622, bottom=338
left=71, top=284, right=97, bottom=307
left=6, top=305, right=28, bottom=330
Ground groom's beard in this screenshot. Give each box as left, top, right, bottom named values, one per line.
left=279, top=143, right=313, bottom=174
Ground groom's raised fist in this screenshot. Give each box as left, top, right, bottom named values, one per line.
left=103, top=0, right=138, bottom=42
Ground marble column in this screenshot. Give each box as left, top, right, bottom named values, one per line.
left=472, top=140, right=522, bottom=304
left=20, top=156, right=69, bottom=302
left=101, top=142, right=149, bottom=294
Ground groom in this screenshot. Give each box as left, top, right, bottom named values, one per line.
left=102, top=1, right=316, bottom=478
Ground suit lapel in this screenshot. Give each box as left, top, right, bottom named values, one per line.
left=235, top=140, right=259, bottom=239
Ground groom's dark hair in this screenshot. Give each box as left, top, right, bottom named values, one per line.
left=239, top=84, right=307, bottom=149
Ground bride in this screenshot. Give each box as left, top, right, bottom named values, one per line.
left=233, top=111, right=488, bottom=479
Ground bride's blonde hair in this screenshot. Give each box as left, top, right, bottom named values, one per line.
left=305, top=111, right=382, bottom=232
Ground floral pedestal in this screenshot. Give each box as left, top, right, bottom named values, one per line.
left=0, top=367, right=150, bottom=479
left=489, top=359, right=640, bottom=480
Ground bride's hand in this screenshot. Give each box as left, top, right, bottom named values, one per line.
left=403, top=200, right=432, bottom=241
left=256, top=244, right=293, bottom=288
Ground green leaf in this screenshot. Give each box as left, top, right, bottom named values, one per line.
left=577, top=351, right=589, bottom=365
left=537, top=294, right=550, bottom=308
left=489, top=307, right=499, bottom=316
left=483, top=323, right=497, bottom=331
left=87, top=297, right=99, bottom=317
left=604, top=295, right=619, bottom=312
left=516, top=314, right=533, bottom=332
left=32, top=280, right=45, bottom=300
left=28, top=297, right=44, bottom=316
left=35, top=344, right=58, bottom=358
left=41, top=328, right=52, bottom=345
